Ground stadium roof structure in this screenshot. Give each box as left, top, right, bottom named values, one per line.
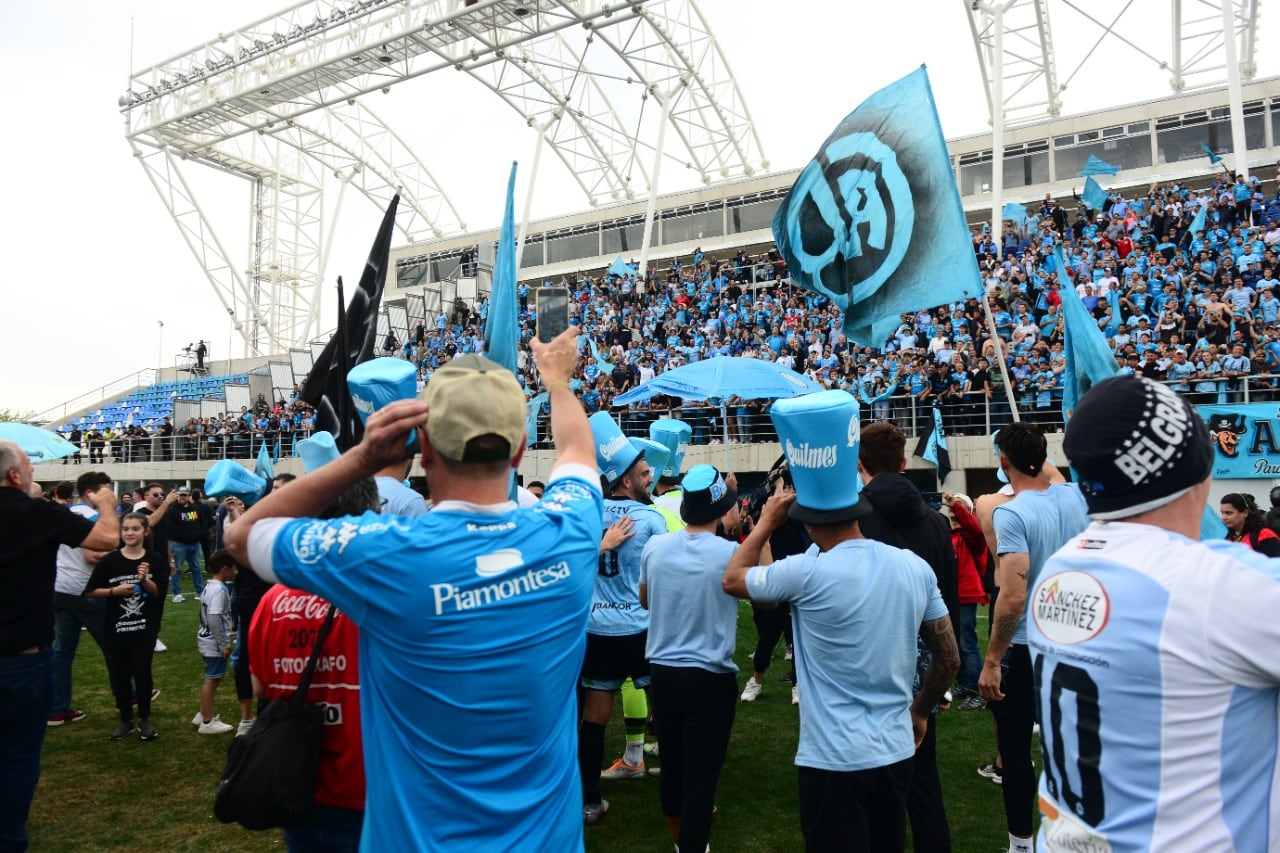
left=121, top=0, right=767, bottom=355
left=121, top=0, right=1265, bottom=358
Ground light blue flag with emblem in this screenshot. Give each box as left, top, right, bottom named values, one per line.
left=1002, top=202, right=1027, bottom=223
left=772, top=66, right=981, bottom=347
left=1188, top=201, right=1207, bottom=238
left=1079, top=154, right=1119, bottom=177
left=608, top=256, right=632, bottom=279
left=255, top=440, right=275, bottom=481
left=912, top=406, right=950, bottom=484
left=1081, top=177, right=1107, bottom=211
left=1054, top=245, right=1119, bottom=421
left=485, top=162, right=519, bottom=375
left=524, top=392, right=547, bottom=449
left=482, top=161, right=520, bottom=499
left=1200, top=142, right=1223, bottom=165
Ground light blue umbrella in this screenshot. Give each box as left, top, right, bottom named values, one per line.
left=614, top=357, right=822, bottom=469
left=614, top=357, right=821, bottom=405
left=0, top=423, right=79, bottom=463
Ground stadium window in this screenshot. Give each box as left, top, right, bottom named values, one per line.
left=729, top=199, right=778, bottom=234
left=545, top=227, right=600, bottom=264
left=396, top=259, right=430, bottom=290
left=521, top=235, right=543, bottom=269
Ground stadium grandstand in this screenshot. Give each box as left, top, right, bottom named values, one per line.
left=25, top=1, right=1280, bottom=510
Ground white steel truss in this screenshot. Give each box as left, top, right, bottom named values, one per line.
left=122, top=0, right=765, bottom=351
left=968, top=0, right=1263, bottom=130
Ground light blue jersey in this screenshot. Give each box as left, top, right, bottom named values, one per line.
left=592, top=497, right=666, bottom=636
left=1029, top=522, right=1280, bottom=852
left=992, top=483, right=1090, bottom=644
left=248, top=464, right=603, bottom=853
left=639, top=531, right=739, bottom=674
left=746, top=539, right=947, bottom=772
left=374, top=475, right=427, bottom=517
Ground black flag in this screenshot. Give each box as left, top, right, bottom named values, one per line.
left=300, top=194, right=400, bottom=450
left=912, top=405, right=951, bottom=486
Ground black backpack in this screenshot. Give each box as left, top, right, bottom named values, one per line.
left=213, top=605, right=336, bottom=830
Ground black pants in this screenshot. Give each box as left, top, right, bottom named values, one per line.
left=108, top=643, right=154, bottom=723
left=907, top=712, right=951, bottom=852
left=798, top=757, right=913, bottom=852
left=650, top=665, right=737, bottom=853
left=751, top=603, right=793, bottom=675
left=991, top=643, right=1036, bottom=837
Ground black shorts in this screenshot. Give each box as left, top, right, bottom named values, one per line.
left=581, top=631, right=650, bottom=691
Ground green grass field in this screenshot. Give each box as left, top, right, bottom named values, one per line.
left=31, top=596, right=1024, bottom=852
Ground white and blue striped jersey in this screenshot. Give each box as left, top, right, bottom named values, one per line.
left=1028, top=521, right=1280, bottom=852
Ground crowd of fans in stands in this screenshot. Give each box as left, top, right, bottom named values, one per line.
left=59, top=162, right=1280, bottom=461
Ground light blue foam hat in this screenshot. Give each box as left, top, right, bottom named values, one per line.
left=590, top=411, right=642, bottom=487
left=630, top=438, right=670, bottom=495
left=648, top=418, right=692, bottom=483
left=203, top=460, right=267, bottom=506
left=348, top=357, right=419, bottom=449
left=297, top=430, right=341, bottom=474
left=769, top=389, right=869, bottom=524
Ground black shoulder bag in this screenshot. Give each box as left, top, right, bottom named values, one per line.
left=214, top=605, right=337, bottom=830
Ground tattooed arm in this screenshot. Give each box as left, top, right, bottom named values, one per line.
left=912, top=616, right=961, bottom=747
left=979, top=551, right=1029, bottom=702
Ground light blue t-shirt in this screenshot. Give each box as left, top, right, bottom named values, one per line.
left=1029, top=523, right=1280, bottom=851
left=992, top=482, right=1090, bottom=645
left=746, top=539, right=948, bottom=772
left=375, top=476, right=427, bottom=517
left=639, top=531, right=739, bottom=674
left=592, top=497, right=667, bottom=636
left=248, top=465, right=603, bottom=853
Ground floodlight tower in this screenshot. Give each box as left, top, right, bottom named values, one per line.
left=120, top=0, right=766, bottom=355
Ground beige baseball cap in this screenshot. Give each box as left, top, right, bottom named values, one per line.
left=420, top=355, right=526, bottom=462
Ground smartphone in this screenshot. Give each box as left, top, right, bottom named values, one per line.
left=920, top=491, right=944, bottom=509
left=536, top=286, right=571, bottom=343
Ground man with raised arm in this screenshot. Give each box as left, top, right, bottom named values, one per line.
left=721, top=390, right=959, bottom=851
left=225, top=328, right=602, bottom=851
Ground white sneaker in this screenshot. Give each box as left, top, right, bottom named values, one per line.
left=198, top=717, right=234, bottom=735
left=791, top=686, right=800, bottom=705
left=154, top=638, right=167, bottom=652
left=785, top=644, right=794, bottom=662
left=236, top=719, right=254, bottom=737
left=172, top=594, right=185, bottom=603
left=193, top=711, right=215, bottom=726
left=740, top=679, right=763, bottom=702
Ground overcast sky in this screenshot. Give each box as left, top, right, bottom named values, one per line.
left=2, top=0, right=1273, bottom=416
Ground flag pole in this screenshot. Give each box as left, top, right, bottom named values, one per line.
left=981, top=295, right=1021, bottom=424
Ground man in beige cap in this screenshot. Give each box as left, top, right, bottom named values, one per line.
left=225, top=329, right=602, bottom=851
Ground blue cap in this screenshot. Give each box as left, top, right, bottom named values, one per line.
left=648, top=418, right=692, bottom=482
left=629, top=438, right=670, bottom=495
left=347, top=358, right=418, bottom=424
left=203, top=460, right=267, bottom=506
left=769, top=390, right=869, bottom=524
left=297, top=431, right=341, bottom=474
left=590, top=411, right=642, bottom=487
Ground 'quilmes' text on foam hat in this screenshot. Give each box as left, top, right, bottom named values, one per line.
left=649, top=418, right=692, bottom=483
left=590, top=411, right=642, bottom=488
left=297, top=431, right=341, bottom=473
left=348, top=357, right=419, bottom=449
left=203, top=460, right=267, bottom=506
left=629, top=438, right=670, bottom=495
left=769, top=389, right=870, bottom=524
